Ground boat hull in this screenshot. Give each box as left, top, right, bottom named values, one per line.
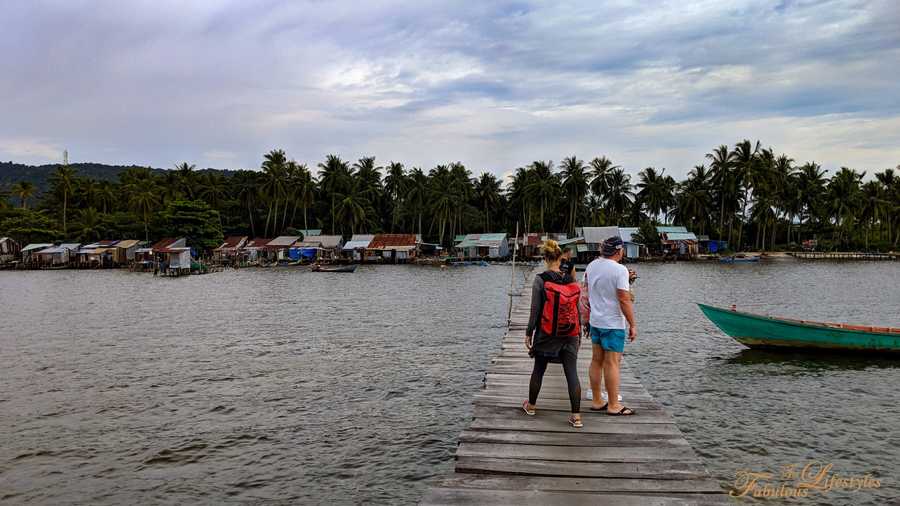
left=698, top=303, right=900, bottom=353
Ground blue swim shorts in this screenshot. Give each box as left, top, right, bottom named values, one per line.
left=590, top=327, right=626, bottom=353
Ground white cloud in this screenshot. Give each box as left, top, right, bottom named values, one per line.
left=0, top=0, right=897, bottom=178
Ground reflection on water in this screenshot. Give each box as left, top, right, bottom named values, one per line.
left=628, top=260, right=900, bottom=505
left=1, top=266, right=524, bottom=505
left=2, top=261, right=899, bottom=505
left=725, top=348, right=900, bottom=371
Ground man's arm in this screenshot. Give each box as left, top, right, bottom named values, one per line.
left=617, top=288, right=637, bottom=341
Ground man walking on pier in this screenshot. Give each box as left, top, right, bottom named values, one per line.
left=584, top=236, right=636, bottom=415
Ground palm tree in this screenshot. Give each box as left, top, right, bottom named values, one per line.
left=604, top=168, right=634, bottom=225
left=173, top=162, right=197, bottom=199
left=383, top=162, right=407, bottom=232
left=318, top=154, right=351, bottom=234
left=234, top=171, right=260, bottom=237
left=50, top=165, right=76, bottom=235
left=261, top=150, right=288, bottom=236
left=448, top=162, right=474, bottom=239
left=796, top=162, right=828, bottom=241
left=405, top=167, right=428, bottom=237
left=674, top=165, right=712, bottom=234
left=127, top=178, right=159, bottom=241
left=334, top=178, right=372, bottom=235
left=353, top=156, right=384, bottom=206
left=706, top=145, right=731, bottom=240
left=428, top=165, right=455, bottom=244
left=11, top=181, right=36, bottom=209
left=636, top=167, right=676, bottom=224
left=859, top=180, right=887, bottom=250
left=97, top=181, right=116, bottom=214
left=826, top=167, right=863, bottom=248
left=524, top=161, right=559, bottom=232
left=74, top=207, right=103, bottom=242
left=293, top=164, right=315, bottom=234
left=729, top=139, right=760, bottom=249
left=474, top=172, right=502, bottom=232
left=875, top=168, right=897, bottom=245
left=589, top=156, right=618, bottom=206
left=560, top=156, right=588, bottom=235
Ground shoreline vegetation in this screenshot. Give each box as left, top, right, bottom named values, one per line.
left=1, top=140, right=898, bottom=258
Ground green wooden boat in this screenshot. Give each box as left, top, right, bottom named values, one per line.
left=698, top=303, right=900, bottom=353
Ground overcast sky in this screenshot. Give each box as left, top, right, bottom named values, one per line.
left=2, top=0, right=898, bottom=180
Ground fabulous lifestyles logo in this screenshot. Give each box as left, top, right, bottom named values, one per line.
left=731, top=461, right=882, bottom=499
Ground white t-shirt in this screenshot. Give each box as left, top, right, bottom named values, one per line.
left=584, top=257, right=630, bottom=329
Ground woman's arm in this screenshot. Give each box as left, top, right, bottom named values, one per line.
left=525, top=276, right=544, bottom=344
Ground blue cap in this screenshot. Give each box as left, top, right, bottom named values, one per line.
left=602, top=236, right=624, bottom=256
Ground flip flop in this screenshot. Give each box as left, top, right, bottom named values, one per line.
left=589, top=403, right=608, bottom=412
left=568, top=415, right=583, bottom=428
left=522, top=400, right=535, bottom=416
left=607, top=406, right=636, bottom=416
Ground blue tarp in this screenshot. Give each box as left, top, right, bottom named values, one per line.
left=300, top=248, right=317, bottom=259
left=288, top=248, right=302, bottom=260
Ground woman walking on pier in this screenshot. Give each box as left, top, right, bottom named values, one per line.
left=523, top=240, right=583, bottom=427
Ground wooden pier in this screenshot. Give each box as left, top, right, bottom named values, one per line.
left=422, top=277, right=727, bottom=505
left=789, top=251, right=897, bottom=261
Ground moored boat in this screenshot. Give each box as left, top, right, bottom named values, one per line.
left=311, top=264, right=358, bottom=273
left=699, top=303, right=900, bottom=353
left=719, top=254, right=760, bottom=264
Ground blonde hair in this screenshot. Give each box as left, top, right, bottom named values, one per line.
left=540, top=239, right=563, bottom=263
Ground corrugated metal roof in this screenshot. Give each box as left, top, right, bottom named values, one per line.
left=457, top=233, right=508, bottom=248
left=266, top=236, right=301, bottom=247
left=454, top=234, right=466, bottom=243
left=662, top=232, right=697, bottom=241
left=115, top=239, right=140, bottom=248
left=556, top=237, right=583, bottom=246
left=343, top=234, right=374, bottom=250
left=39, top=243, right=81, bottom=254
left=22, top=243, right=53, bottom=252
left=618, top=227, right=639, bottom=243
left=245, top=238, right=273, bottom=248
left=217, top=236, right=248, bottom=249
left=297, top=229, right=322, bottom=237
left=151, top=237, right=177, bottom=250
left=576, top=227, right=619, bottom=244
left=370, top=234, right=417, bottom=249
left=300, top=235, right=343, bottom=248
left=656, top=226, right=689, bottom=234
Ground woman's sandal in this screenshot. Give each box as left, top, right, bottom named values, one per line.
left=522, top=400, right=535, bottom=416
left=568, top=415, right=583, bottom=428
left=607, top=406, right=636, bottom=416
left=589, top=403, right=608, bottom=412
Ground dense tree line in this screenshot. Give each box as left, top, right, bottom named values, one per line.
left=1, top=140, right=898, bottom=252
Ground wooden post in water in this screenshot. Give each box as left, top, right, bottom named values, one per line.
left=506, top=221, right=518, bottom=328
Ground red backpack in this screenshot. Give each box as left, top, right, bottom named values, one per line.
left=539, top=273, right=581, bottom=337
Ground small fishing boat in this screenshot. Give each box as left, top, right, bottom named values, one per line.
left=719, top=254, right=760, bottom=264
left=311, top=264, right=358, bottom=273
left=699, top=303, right=900, bottom=353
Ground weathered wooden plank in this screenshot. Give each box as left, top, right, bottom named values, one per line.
left=456, top=442, right=697, bottom=463
left=455, top=456, right=712, bottom=480
left=468, top=417, right=684, bottom=436
left=421, top=271, right=724, bottom=504
left=474, top=394, right=660, bottom=411
left=432, top=474, right=725, bottom=494
left=422, top=486, right=729, bottom=506
left=458, top=429, right=688, bottom=447
left=472, top=405, right=674, bottom=423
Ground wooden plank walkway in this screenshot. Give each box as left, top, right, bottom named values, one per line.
left=422, top=274, right=727, bottom=505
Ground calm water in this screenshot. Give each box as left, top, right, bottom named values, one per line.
left=2, top=261, right=899, bottom=505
